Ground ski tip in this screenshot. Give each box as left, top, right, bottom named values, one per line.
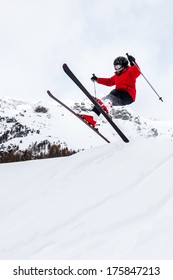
left=62, top=63, right=67, bottom=68
left=62, top=63, right=70, bottom=72
left=47, top=90, right=50, bottom=94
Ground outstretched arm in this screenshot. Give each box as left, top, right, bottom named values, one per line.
left=97, top=75, right=115, bottom=86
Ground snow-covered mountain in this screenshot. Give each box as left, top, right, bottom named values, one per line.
left=0, top=96, right=173, bottom=156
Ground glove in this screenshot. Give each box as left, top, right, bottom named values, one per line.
left=91, top=74, right=97, bottom=82
left=127, top=54, right=136, bottom=66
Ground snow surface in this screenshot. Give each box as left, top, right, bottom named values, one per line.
left=0, top=138, right=173, bottom=260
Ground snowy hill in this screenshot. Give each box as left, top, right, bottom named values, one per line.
left=0, top=138, right=173, bottom=259
left=1, top=96, right=173, bottom=156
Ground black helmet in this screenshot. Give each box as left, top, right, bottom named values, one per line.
left=113, top=56, right=128, bottom=68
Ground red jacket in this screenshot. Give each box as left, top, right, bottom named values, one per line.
left=97, top=65, right=140, bottom=101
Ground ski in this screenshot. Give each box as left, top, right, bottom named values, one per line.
left=63, top=63, right=129, bottom=143
left=47, top=90, right=110, bottom=143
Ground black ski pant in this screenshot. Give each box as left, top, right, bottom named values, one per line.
left=93, top=89, right=133, bottom=116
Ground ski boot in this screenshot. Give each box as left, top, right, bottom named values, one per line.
left=95, top=98, right=109, bottom=113
left=80, top=114, right=97, bottom=127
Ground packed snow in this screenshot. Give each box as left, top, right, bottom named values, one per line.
left=0, top=136, right=173, bottom=259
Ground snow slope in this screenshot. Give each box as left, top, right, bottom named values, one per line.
left=0, top=138, right=173, bottom=260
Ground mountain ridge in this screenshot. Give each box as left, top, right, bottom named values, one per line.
left=0, top=96, right=173, bottom=156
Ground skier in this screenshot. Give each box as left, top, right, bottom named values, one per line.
left=81, top=55, right=141, bottom=127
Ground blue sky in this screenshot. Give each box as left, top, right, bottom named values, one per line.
left=0, top=0, right=173, bottom=120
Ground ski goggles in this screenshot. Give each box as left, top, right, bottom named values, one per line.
left=114, top=64, right=123, bottom=70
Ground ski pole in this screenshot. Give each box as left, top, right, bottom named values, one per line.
left=126, top=53, right=163, bottom=102
left=92, top=74, right=97, bottom=98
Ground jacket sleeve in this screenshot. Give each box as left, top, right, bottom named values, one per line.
left=130, top=63, right=141, bottom=78
left=97, top=75, right=115, bottom=87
